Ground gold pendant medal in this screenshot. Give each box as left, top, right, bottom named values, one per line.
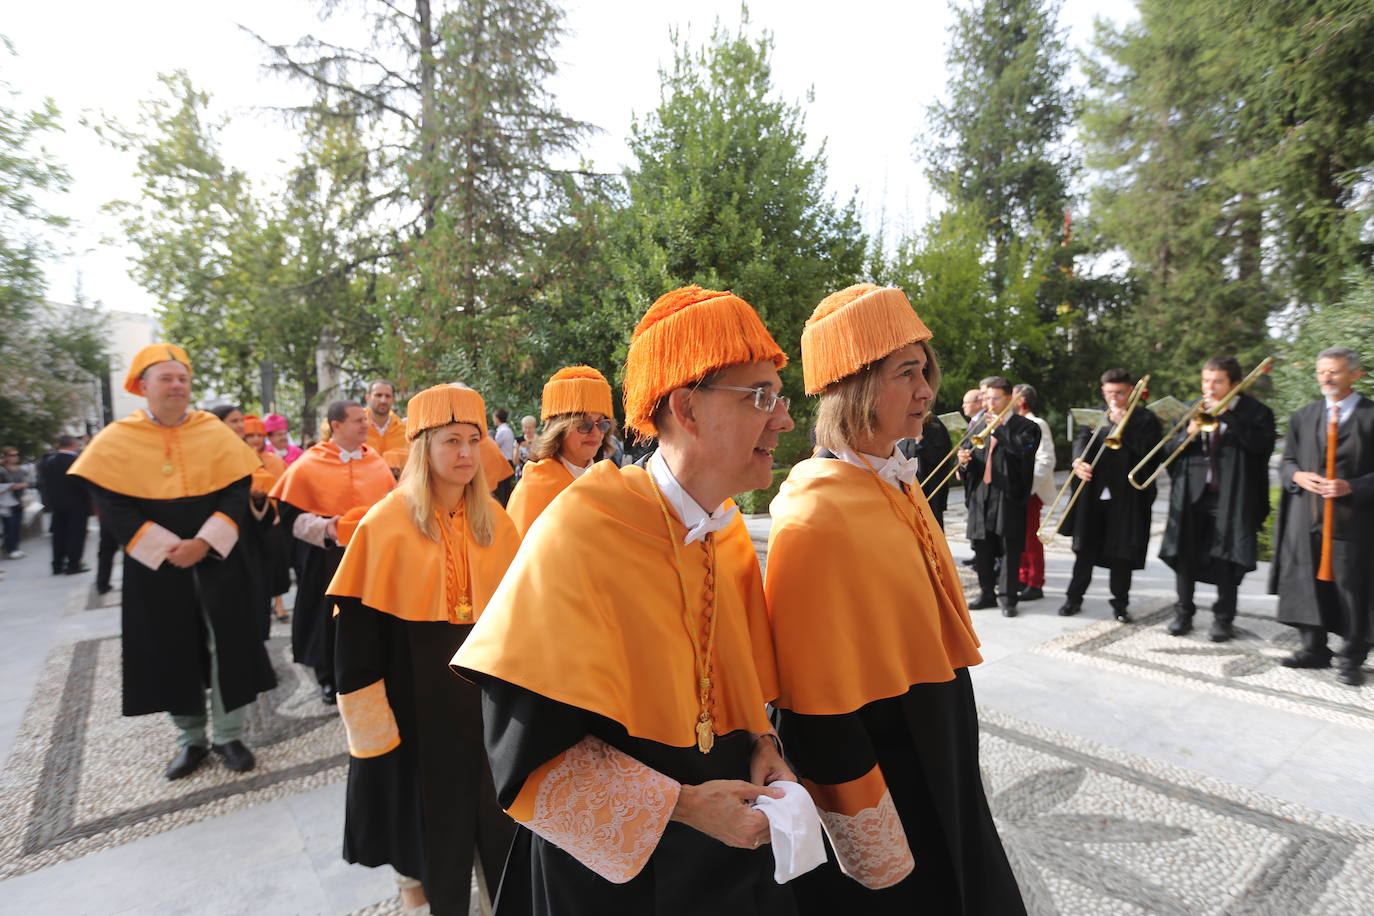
left=455, top=597, right=473, bottom=623
left=161, top=463, right=174, bottom=476
left=696, top=714, right=715, bottom=754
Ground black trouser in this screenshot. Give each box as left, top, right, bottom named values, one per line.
left=1067, top=552, right=1133, bottom=609
left=973, top=535, right=1020, bottom=607
left=96, top=520, right=120, bottom=589
left=1175, top=562, right=1240, bottom=620
left=49, top=508, right=89, bottom=572
left=1294, top=579, right=1371, bottom=668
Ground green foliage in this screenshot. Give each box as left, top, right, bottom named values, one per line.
left=1271, top=269, right=1374, bottom=419
left=614, top=12, right=868, bottom=421
left=733, top=466, right=787, bottom=515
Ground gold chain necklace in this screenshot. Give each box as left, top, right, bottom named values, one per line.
left=435, top=507, right=473, bottom=622
left=856, top=454, right=960, bottom=610
left=650, top=480, right=720, bottom=754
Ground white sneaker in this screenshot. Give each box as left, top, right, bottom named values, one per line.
left=5, top=550, right=24, bottom=559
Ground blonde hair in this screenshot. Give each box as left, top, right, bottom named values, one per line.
left=531, top=412, right=613, bottom=463
left=814, top=341, right=941, bottom=454
left=398, top=427, right=494, bottom=546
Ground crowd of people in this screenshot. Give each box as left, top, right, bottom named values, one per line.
left=1, top=288, right=1368, bottom=914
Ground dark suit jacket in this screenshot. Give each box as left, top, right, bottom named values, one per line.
left=43, top=452, right=90, bottom=515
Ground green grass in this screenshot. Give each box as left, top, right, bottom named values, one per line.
left=1258, top=486, right=1279, bottom=563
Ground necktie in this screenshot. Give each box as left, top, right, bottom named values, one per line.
left=338, top=448, right=363, bottom=463
left=982, top=434, right=997, bottom=484
left=684, top=506, right=738, bottom=545
left=878, top=452, right=921, bottom=488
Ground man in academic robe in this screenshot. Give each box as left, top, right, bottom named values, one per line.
left=40, top=434, right=91, bottom=575
left=453, top=286, right=799, bottom=916
left=1269, top=347, right=1374, bottom=686
left=1160, top=356, right=1277, bottom=642
left=69, top=344, right=274, bottom=779
left=364, top=379, right=407, bottom=458
left=960, top=376, right=1040, bottom=616
left=1056, top=368, right=1162, bottom=622
left=269, top=400, right=394, bottom=703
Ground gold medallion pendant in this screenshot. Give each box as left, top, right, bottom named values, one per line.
left=455, top=598, right=473, bottom=623
left=161, top=463, right=174, bottom=476
left=696, top=714, right=715, bottom=754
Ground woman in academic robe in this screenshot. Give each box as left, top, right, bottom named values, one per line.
left=327, top=383, right=521, bottom=916
left=506, top=366, right=616, bottom=537
left=765, top=284, right=1024, bottom=914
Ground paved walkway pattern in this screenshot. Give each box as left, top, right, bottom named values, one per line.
left=1, top=480, right=1370, bottom=914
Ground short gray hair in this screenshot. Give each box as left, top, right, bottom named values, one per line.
left=1317, top=347, right=1362, bottom=371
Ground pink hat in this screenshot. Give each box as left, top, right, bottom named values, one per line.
left=263, top=414, right=289, bottom=433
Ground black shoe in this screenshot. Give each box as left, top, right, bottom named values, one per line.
left=1057, top=601, right=1081, bottom=617
left=212, top=740, right=256, bottom=773
left=969, top=593, right=997, bottom=610
left=64, top=564, right=91, bottom=575
left=1279, top=650, right=1332, bottom=670
left=1336, top=664, right=1366, bottom=687
left=1019, top=586, right=1044, bottom=601
left=961, top=557, right=976, bottom=567
left=1001, top=605, right=1018, bottom=617
left=1209, top=617, right=1235, bottom=643
left=1114, top=611, right=1133, bottom=623
left=1167, top=604, right=1194, bottom=636
left=165, top=744, right=210, bottom=780
left=321, top=683, right=337, bottom=705
left=96, top=583, right=112, bottom=595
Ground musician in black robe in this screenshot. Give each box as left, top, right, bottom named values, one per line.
left=1159, top=356, right=1276, bottom=642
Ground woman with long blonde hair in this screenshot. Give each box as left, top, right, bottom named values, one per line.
left=327, top=383, right=521, bottom=916
left=505, top=365, right=615, bottom=537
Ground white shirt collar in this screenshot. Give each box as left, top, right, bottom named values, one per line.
left=369, top=411, right=392, bottom=433
left=337, top=446, right=364, bottom=463
left=648, top=451, right=737, bottom=545
left=835, top=446, right=920, bottom=490
left=1325, top=391, right=1359, bottom=426
left=560, top=456, right=593, bottom=479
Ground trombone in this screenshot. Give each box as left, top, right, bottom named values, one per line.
left=920, top=395, right=1020, bottom=497
left=1037, top=375, right=1150, bottom=544
left=1127, top=357, right=1275, bottom=490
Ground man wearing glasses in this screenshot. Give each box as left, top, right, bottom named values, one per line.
left=455, top=286, right=800, bottom=915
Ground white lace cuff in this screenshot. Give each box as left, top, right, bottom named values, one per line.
left=292, top=512, right=334, bottom=548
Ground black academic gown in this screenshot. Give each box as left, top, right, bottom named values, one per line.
left=899, top=415, right=954, bottom=528
left=962, top=414, right=1040, bottom=546
left=1159, top=394, right=1276, bottom=580
left=88, top=477, right=276, bottom=716
left=1269, top=396, right=1374, bottom=641
left=333, top=600, right=513, bottom=916
left=1060, top=407, right=1162, bottom=569
left=279, top=501, right=343, bottom=682
left=478, top=679, right=794, bottom=916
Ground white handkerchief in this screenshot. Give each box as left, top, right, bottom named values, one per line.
left=752, top=780, right=826, bottom=884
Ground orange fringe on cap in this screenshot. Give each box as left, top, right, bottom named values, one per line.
left=123, top=343, right=192, bottom=395
left=801, top=284, right=932, bottom=395
left=404, top=384, right=488, bottom=441
left=335, top=505, right=371, bottom=547
left=623, top=285, right=787, bottom=437
left=541, top=366, right=614, bottom=421
left=242, top=414, right=267, bottom=436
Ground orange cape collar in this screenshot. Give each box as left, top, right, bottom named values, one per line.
left=505, top=458, right=575, bottom=537
left=267, top=441, right=395, bottom=517
left=765, top=457, right=982, bottom=716
left=453, top=461, right=777, bottom=748
left=327, top=489, right=520, bottom=623
left=69, top=409, right=262, bottom=499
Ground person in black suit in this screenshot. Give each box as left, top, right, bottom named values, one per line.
left=40, top=435, right=91, bottom=575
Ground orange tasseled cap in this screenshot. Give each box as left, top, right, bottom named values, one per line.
left=123, top=343, right=192, bottom=395
left=404, top=384, right=488, bottom=441
left=801, top=284, right=932, bottom=395
left=541, top=366, right=614, bottom=421
left=242, top=414, right=267, bottom=436
left=623, top=285, right=787, bottom=437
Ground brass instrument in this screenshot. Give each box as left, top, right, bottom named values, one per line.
left=921, top=395, right=1021, bottom=496
left=1127, top=357, right=1275, bottom=491
left=1037, top=376, right=1150, bottom=544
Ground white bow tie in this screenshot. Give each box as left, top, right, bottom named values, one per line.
left=338, top=448, right=364, bottom=463
left=878, top=452, right=921, bottom=488
left=684, top=505, right=738, bottom=545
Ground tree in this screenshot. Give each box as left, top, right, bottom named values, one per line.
left=1271, top=269, right=1374, bottom=420
left=613, top=12, right=868, bottom=423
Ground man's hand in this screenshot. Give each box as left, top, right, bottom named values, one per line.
left=325, top=517, right=340, bottom=541
left=749, top=734, right=795, bottom=787
left=957, top=448, right=972, bottom=467
left=166, top=537, right=211, bottom=568
left=1320, top=477, right=1352, bottom=499
left=1072, top=458, right=1093, bottom=482
left=1292, top=471, right=1325, bottom=495
left=671, top=780, right=782, bottom=849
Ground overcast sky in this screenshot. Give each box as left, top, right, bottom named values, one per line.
left=6, top=0, right=1138, bottom=315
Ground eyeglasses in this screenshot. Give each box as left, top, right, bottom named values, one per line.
left=574, top=418, right=613, bottom=435
left=700, top=385, right=791, bottom=414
